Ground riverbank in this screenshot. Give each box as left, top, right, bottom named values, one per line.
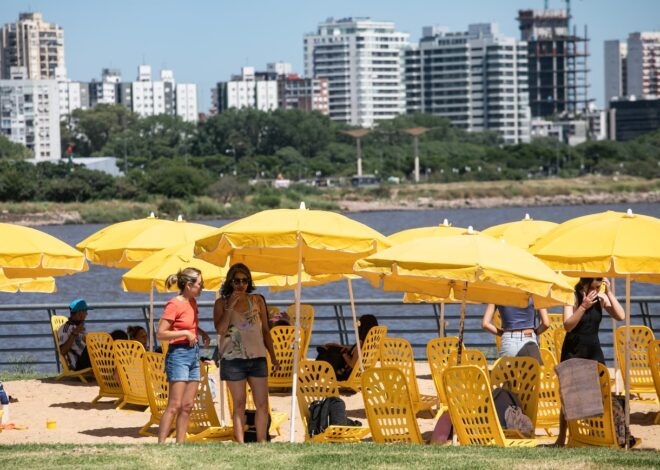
left=1, top=176, right=657, bottom=225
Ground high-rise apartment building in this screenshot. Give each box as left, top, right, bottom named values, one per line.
left=0, top=12, right=65, bottom=80
left=627, top=32, right=660, bottom=98
left=277, top=75, right=329, bottom=114
left=214, top=66, right=279, bottom=112
left=304, top=17, right=409, bottom=127
left=407, top=24, right=530, bottom=144
left=604, top=40, right=628, bottom=103
left=517, top=9, right=590, bottom=117
left=0, top=75, right=61, bottom=159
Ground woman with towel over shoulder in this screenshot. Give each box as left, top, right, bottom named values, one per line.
left=553, top=277, right=625, bottom=446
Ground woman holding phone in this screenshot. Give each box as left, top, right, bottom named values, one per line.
left=554, top=276, right=625, bottom=446
left=214, top=263, right=279, bottom=443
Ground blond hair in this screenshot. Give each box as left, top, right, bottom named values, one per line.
left=165, top=267, right=202, bottom=293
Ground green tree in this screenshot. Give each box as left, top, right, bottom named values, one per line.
left=0, top=135, right=32, bottom=159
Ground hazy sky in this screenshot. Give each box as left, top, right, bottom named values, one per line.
left=2, top=0, right=658, bottom=111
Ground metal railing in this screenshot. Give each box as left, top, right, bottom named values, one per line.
left=0, top=297, right=658, bottom=373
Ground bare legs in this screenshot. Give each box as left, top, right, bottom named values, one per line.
left=227, top=377, right=270, bottom=443
left=553, top=413, right=567, bottom=447
left=247, top=375, right=269, bottom=443
left=158, top=380, right=198, bottom=443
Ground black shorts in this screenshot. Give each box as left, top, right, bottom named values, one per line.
left=220, top=357, right=268, bottom=381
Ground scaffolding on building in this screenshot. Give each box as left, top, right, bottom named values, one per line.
left=517, top=8, right=591, bottom=118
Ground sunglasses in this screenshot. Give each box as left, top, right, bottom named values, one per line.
left=232, top=277, right=249, bottom=285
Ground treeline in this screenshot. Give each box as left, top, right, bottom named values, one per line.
left=0, top=106, right=658, bottom=204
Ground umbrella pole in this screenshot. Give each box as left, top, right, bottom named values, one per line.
left=611, top=278, right=620, bottom=395
left=456, top=283, right=468, bottom=365
left=149, top=284, right=154, bottom=353
left=288, top=234, right=303, bottom=443
left=347, top=278, right=363, bottom=371
left=216, top=290, right=226, bottom=426
left=624, top=274, right=631, bottom=450
left=439, top=302, right=445, bottom=338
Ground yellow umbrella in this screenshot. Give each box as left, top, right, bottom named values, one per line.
left=354, top=229, right=574, bottom=362
left=195, top=203, right=390, bottom=442
left=0, top=269, right=56, bottom=293
left=387, top=219, right=469, bottom=245
left=482, top=214, right=558, bottom=250
left=0, top=223, right=87, bottom=278
left=530, top=208, right=660, bottom=446
left=77, top=213, right=216, bottom=268
left=264, top=273, right=355, bottom=292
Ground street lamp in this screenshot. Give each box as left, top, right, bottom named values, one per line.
left=403, top=127, right=430, bottom=183
left=342, top=128, right=370, bottom=177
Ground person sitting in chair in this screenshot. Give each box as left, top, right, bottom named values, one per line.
left=58, top=298, right=93, bottom=371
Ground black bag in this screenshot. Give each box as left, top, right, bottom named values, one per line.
left=243, top=409, right=272, bottom=442
left=307, top=397, right=360, bottom=437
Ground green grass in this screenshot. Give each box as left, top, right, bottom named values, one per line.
left=0, top=444, right=657, bottom=469
left=0, top=371, right=53, bottom=381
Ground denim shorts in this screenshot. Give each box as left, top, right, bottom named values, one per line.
left=165, top=343, right=200, bottom=382
left=220, top=357, right=268, bottom=381
left=500, top=331, right=537, bottom=358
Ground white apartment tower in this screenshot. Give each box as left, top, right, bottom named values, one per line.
left=129, top=65, right=197, bottom=121
left=626, top=32, right=660, bottom=98
left=0, top=12, right=66, bottom=80
left=0, top=76, right=61, bottom=159
left=411, top=23, right=530, bottom=144
left=216, top=67, right=279, bottom=112
left=304, top=17, right=408, bottom=127
left=604, top=40, right=628, bottom=103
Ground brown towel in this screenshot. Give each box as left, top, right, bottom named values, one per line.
left=554, top=358, right=604, bottom=420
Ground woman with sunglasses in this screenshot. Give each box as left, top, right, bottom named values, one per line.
left=554, top=276, right=625, bottom=446
left=156, top=267, right=211, bottom=443
left=214, top=263, right=279, bottom=443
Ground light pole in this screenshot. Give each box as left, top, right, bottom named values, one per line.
left=403, top=127, right=430, bottom=183
left=342, top=128, right=370, bottom=177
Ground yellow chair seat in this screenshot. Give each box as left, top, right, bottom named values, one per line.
left=335, top=326, right=388, bottom=392
left=297, top=360, right=370, bottom=443
left=50, top=315, right=94, bottom=383
left=86, top=332, right=123, bottom=404
left=309, top=425, right=370, bottom=443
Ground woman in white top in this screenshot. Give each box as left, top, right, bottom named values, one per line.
left=214, top=263, right=279, bottom=443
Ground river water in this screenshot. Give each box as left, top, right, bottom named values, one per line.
left=1, top=202, right=659, bottom=371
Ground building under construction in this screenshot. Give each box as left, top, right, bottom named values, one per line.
left=517, top=8, right=590, bottom=117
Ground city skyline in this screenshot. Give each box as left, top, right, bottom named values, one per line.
left=1, top=0, right=659, bottom=111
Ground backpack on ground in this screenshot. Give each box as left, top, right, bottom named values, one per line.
left=243, top=409, right=272, bottom=442
left=307, top=397, right=360, bottom=437
left=492, top=386, right=533, bottom=437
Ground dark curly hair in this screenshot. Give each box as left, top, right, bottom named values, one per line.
left=220, top=263, right=255, bottom=299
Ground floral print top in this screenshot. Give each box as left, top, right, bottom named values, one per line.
left=220, top=294, right=268, bottom=360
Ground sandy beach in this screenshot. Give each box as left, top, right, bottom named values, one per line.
left=1, top=362, right=658, bottom=449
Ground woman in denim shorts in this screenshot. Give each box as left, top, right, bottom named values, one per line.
left=156, top=267, right=211, bottom=443
left=482, top=299, right=550, bottom=361
left=214, top=263, right=279, bottom=443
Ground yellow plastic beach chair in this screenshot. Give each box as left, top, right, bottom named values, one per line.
left=566, top=362, right=641, bottom=448
left=380, top=337, right=438, bottom=417
left=489, top=356, right=541, bottom=437
left=538, top=314, right=564, bottom=359
left=86, top=332, right=123, bottom=404
left=615, top=325, right=657, bottom=402
left=267, top=326, right=306, bottom=388
left=335, top=326, right=388, bottom=392
left=114, top=340, right=149, bottom=409
left=448, top=348, right=488, bottom=371
left=554, top=328, right=566, bottom=363
left=287, top=304, right=314, bottom=359
left=50, top=315, right=94, bottom=383
left=536, top=348, right=561, bottom=436
left=141, top=352, right=233, bottom=441
left=648, top=340, right=660, bottom=424
left=426, top=336, right=459, bottom=414
left=361, top=367, right=423, bottom=444
left=225, top=382, right=288, bottom=435
left=443, top=365, right=538, bottom=447
left=297, top=360, right=370, bottom=442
